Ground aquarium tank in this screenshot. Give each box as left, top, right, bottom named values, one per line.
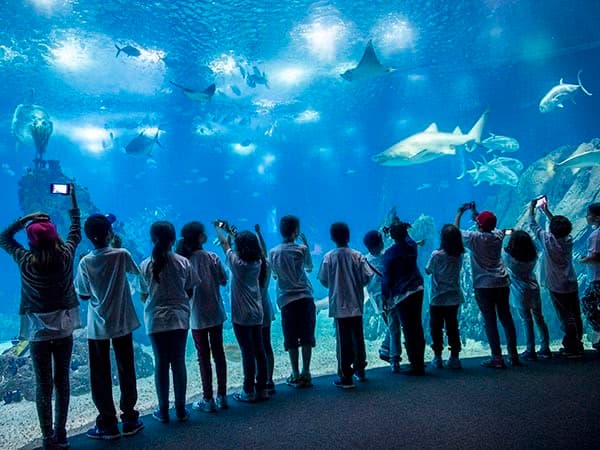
left=1, top=0, right=599, bottom=447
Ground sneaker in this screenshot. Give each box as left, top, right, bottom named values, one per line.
left=152, top=409, right=169, bottom=423
left=192, top=398, right=217, bottom=413
left=481, top=357, right=506, bottom=369
left=520, top=350, right=537, bottom=361
left=297, top=372, right=313, bottom=388
left=558, top=347, right=584, bottom=359
left=86, top=425, right=121, bottom=440
left=266, top=381, right=276, bottom=394
left=42, top=435, right=57, bottom=450
left=353, top=369, right=367, bottom=382
left=537, top=348, right=553, bottom=359
left=431, top=355, right=443, bottom=369
left=122, top=420, right=144, bottom=437
left=391, top=361, right=401, bottom=373
left=510, top=356, right=524, bottom=367
left=378, top=350, right=390, bottom=362
left=54, top=429, right=70, bottom=448
left=256, top=389, right=270, bottom=401
left=446, top=356, right=462, bottom=370
left=216, top=394, right=229, bottom=410
left=333, top=377, right=355, bottom=389
left=233, top=390, right=256, bottom=402
left=176, top=408, right=190, bottom=422
left=286, top=374, right=300, bottom=388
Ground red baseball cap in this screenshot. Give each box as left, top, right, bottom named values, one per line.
left=26, top=221, right=58, bottom=248
left=476, top=211, right=497, bottom=232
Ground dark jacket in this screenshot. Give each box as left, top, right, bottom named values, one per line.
left=382, top=237, right=423, bottom=303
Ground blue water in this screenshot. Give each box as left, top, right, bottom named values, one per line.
left=1, top=0, right=599, bottom=316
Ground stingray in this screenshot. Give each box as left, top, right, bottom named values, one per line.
left=340, top=39, right=395, bottom=82
left=170, top=81, right=216, bottom=102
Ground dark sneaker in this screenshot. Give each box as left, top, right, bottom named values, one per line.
left=298, top=372, right=313, bottom=388
left=86, top=425, right=121, bottom=440
left=481, top=357, right=506, bottom=369
left=176, top=408, right=190, bottom=422
left=54, top=429, right=70, bottom=448
left=333, top=377, right=355, bottom=389
left=537, top=348, right=552, bottom=359
left=122, top=420, right=144, bottom=437
left=152, top=409, right=169, bottom=423
left=391, top=361, right=401, bottom=373
left=256, top=389, right=270, bottom=401
left=233, top=390, right=256, bottom=402
left=353, top=368, right=367, bottom=382
left=520, top=350, right=537, bottom=361
left=216, top=394, right=229, bottom=410
left=431, top=355, right=443, bottom=369
left=510, top=356, right=524, bottom=367
left=446, top=356, right=462, bottom=369
left=558, top=347, right=584, bottom=359
left=192, top=398, right=217, bottom=413
left=42, top=435, right=57, bottom=450
left=286, top=374, right=300, bottom=388
left=266, top=381, right=276, bottom=394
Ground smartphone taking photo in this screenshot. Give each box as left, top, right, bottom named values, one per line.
left=50, top=183, right=71, bottom=195
left=534, top=195, right=547, bottom=208
left=504, top=229, right=513, bottom=236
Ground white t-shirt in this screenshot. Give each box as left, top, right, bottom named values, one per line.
left=318, top=247, right=373, bottom=319
left=76, top=247, right=141, bottom=339
left=226, top=249, right=263, bottom=326
left=139, top=252, right=200, bottom=335
left=462, top=229, right=510, bottom=289
left=425, top=250, right=464, bottom=306
left=529, top=216, right=578, bottom=293
left=587, top=227, right=600, bottom=282
left=269, top=243, right=313, bottom=308
left=189, top=250, right=227, bottom=330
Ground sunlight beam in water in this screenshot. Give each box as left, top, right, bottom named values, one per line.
left=372, top=15, right=416, bottom=56
left=297, top=19, right=348, bottom=62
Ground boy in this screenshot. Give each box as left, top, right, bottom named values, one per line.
left=318, top=222, right=373, bottom=389
left=269, top=215, right=316, bottom=388
left=75, top=214, right=143, bottom=439
left=529, top=200, right=583, bottom=357
left=581, top=202, right=600, bottom=350
left=363, top=230, right=402, bottom=373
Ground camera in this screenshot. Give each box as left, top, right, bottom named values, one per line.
left=50, top=183, right=71, bottom=195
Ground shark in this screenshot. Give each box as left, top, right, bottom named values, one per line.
left=555, top=149, right=600, bottom=170
left=539, top=70, right=592, bottom=113
left=170, top=81, right=216, bottom=102
left=340, top=40, right=395, bottom=82
left=372, top=111, right=489, bottom=167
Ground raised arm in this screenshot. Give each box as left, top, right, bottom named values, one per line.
left=254, top=223, right=267, bottom=259
left=65, top=184, right=82, bottom=253
left=214, top=223, right=231, bottom=253
left=0, top=212, right=50, bottom=261
left=455, top=202, right=472, bottom=228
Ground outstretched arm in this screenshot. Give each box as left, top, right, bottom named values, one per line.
left=254, top=224, right=267, bottom=258
left=455, top=203, right=472, bottom=228
left=214, top=224, right=231, bottom=253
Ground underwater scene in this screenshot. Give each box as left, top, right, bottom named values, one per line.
left=1, top=0, right=600, bottom=447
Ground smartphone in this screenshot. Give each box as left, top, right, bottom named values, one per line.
left=50, top=183, right=71, bottom=195
left=535, top=195, right=547, bottom=208
left=215, top=220, right=226, bottom=228
left=504, top=229, right=513, bottom=236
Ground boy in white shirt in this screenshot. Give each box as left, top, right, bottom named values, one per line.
left=581, top=202, right=600, bottom=351
left=76, top=214, right=143, bottom=439
left=318, top=222, right=373, bottom=389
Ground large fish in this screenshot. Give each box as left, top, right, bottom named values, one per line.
left=170, top=81, right=216, bottom=102
left=115, top=44, right=141, bottom=58
left=480, top=133, right=520, bottom=153
left=125, top=130, right=161, bottom=156
left=555, top=149, right=600, bottom=170
left=539, top=70, right=592, bottom=113
left=372, top=111, right=488, bottom=167
left=340, top=40, right=395, bottom=82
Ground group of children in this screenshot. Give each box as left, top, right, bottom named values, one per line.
left=1, top=184, right=599, bottom=450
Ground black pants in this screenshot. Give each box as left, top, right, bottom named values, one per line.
left=430, top=304, right=461, bottom=355
left=149, top=329, right=188, bottom=414
left=192, top=326, right=227, bottom=399
left=475, top=287, right=517, bottom=357
left=30, top=335, right=73, bottom=438
left=262, top=323, right=274, bottom=383
left=88, top=333, right=139, bottom=428
left=396, top=291, right=426, bottom=370
left=335, top=316, right=366, bottom=380
left=233, top=323, right=267, bottom=393
left=550, top=290, right=584, bottom=351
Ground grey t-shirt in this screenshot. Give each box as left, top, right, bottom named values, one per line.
left=139, top=253, right=200, bottom=335
left=462, top=229, right=510, bottom=289
left=425, top=250, right=464, bottom=306
left=504, top=253, right=540, bottom=308
left=227, top=249, right=263, bottom=326
left=76, top=247, right=141, bottom=339
left=189, top=250, right=228, bottom=330
left=269, top=243, right=313, bottom=308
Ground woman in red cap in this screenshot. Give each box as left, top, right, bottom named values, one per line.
left=455, top=202, right=520, bottom=369
left=0, top=184, right=81, bottom=450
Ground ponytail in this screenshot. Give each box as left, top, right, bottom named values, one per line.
left=150, top=221, right=176, bottom=284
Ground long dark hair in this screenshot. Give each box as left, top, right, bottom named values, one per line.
left=150, top=221, right=176, bottom=283
left=440, top=224, right=464, bottom=257
left=176, top=221, right=204, bottom=259
left=505, top=230, right=537, bottom=263
left=30, top=238, right=65, bottom=273
left=234, top=231, right=262, bottom=263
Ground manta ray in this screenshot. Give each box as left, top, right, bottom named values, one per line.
left=340, top=40, right=395, bottom=82
left=170, top=81, right=216, bottom=102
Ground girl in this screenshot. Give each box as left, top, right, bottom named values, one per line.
left=139, top=221, right=200, bottom=423
left=215, top=223, right=268, bottom=402
left=425, top=224, right=465, bottom=369
left=176, top=221, right=229, bottom=412
left=504, top=230, right=551, bottom=360
left=0, top=185, right=81, bottom=450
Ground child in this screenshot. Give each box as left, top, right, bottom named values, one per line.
left=456, top=203, right=520, bottom=368
left=139, top=221, right=200, bottom=423
left=503, top=230, right=551, bottom=360
left=176, top=222, right=228, bottom=413
left=318, top=222, right=372, bottom=389
left=425, top=224, right=465, bottom=369
left=529, top=200, right=583, bottom=358
left=581, top=202, right=600, bottom=350
left=363, top=230, right=402, bottom=373
left=76, top=213, right=144, bottom=439
left=215, top=224, right=268, bottom=402
left=255, top=224, right=276, bottom=394
left=382, top=219, right=426, bottom=376
left=0, top=185, right=81, bottom=450
left=269, top=215, right=316, bottom=388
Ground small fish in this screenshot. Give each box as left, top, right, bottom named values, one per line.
left=230, top=84, right=241, bottom=96
left=245, top=66, right=269, bottom=88
left=416, top=183, right=432, bottom=191
left=115, top=44, right=141, bottom=58
left=125, top=130, right=161, bottom=156
left=539, top=70, right=592, bottom=113
left=170, top=81, right=216, bottom=102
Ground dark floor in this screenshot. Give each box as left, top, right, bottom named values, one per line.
left=29, top=353, right=600, bottom=450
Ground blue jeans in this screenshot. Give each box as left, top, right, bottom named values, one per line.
left=380, top=309, right=402, bottom=362
left=475, top=287, right=517, bottom=358
left=149, top=329, right=188, bottom=414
